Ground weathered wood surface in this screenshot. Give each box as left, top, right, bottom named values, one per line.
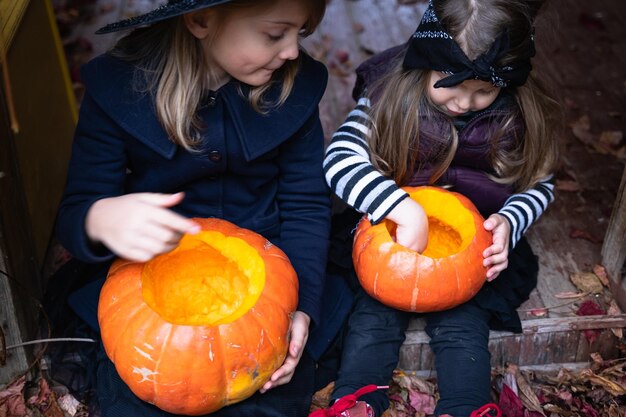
left=601, top=165, right=626, bottom=311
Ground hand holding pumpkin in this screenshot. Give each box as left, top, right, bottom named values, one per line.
left=86, top=192, right=200, bottom=262
left=482, top=213, right=511, bottom=281
left=260, top=310, right=310, bottom=393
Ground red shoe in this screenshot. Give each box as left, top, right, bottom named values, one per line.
left=338, top=401, right=374, bottom=417
left=308, top=385, right=384, bottom=417
left=470, top=403, right=502, bottom=417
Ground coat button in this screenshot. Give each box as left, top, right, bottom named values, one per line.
left=208, top=151, right=222, bottom=162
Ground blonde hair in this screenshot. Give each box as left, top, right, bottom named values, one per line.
left=110, top=0, right=326, bottom=150
left=367, top=0, right=560, bottom=192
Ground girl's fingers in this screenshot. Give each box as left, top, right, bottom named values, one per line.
left=145, top=206, right=200, bottom=235
left=137, top=192, right=186, bottom=207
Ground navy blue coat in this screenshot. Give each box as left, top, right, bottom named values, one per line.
left=56, top=51, right=332, bottom=332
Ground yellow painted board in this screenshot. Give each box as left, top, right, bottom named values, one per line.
left=0, top=0, right=30, bottom=52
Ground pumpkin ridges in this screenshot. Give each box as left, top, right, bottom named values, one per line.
left=110, top=303, right=168, bottom=400
left=153, top=325, right=227, bottom=414
left=215, top=315, right=280, bottom=405
left=99, top=264, right=146, bottom=363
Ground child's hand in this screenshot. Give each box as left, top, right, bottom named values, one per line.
left=86, top=192, right=200, bottom=262
left=259, top=311, right=310, bottom=393
left=482, top=213, right=510, bottom=281
left=386, top=197, right=429, bottom=253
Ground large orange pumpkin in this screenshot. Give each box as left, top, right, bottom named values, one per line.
left=352, top=186, right=491, bottom=312
left=98, top=218, right=298, bottom=415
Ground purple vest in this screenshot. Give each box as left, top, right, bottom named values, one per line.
left=355, top=46, right=524, bottom=215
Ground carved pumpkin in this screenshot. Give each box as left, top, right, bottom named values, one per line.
left=98, top=218, right=298, bottom=415
left=352, top=186, right=491, bottom=312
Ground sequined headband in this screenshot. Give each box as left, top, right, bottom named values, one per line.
left=402, top=0, right=535, bottom=88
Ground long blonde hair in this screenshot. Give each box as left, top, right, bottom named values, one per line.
left=367, top=0, right=560, bottom=192
left=110, top=0, right=326, bottom=150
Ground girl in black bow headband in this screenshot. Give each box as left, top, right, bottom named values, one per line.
left=320, top=0, right=561, bottom=416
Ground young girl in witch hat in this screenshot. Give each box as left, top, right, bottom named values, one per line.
left=56, top=0, right=332, bottom=416
left=317, top=0, right=560, bottom=416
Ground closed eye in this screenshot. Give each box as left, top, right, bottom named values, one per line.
left=267, top=33, right=285, bottom=42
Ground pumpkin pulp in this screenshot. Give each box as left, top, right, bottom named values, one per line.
left=384, top=187, right=477, bottom=258
left=141, top=231, right=265, bottom=326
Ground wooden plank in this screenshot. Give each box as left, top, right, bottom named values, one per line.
left=493, top=333, right=522, bottom=367
left=601, top=165, right=626, bottom=311
left=547, top=331, right=580, bottom=364
left=401, top=314, right=625, bottom=369
left=405, top=314, right=626, bottom=344
left=0, top=0, right=30, bottom=51
left=0, top=256, right=31, bottom=385
left=0, top=46, right=40, bottom=388
left=8, top=0, right=77, bottom=268
left=398, top=343, right=422, bottom=371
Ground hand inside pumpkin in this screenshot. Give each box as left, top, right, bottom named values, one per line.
left=386, top=197, right=429, bottom=253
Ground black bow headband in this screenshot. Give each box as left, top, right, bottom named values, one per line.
left=403, top=0, right=535, bottom=88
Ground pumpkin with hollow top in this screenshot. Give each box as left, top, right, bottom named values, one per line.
left=352, top=186, right=491, bottom=312
left=98, top=218, right=298, bottom=415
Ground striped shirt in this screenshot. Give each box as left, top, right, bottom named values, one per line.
left=324, top=98, right=555, bottom=249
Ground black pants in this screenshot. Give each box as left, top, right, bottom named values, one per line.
left=96, top=342, right=316, bottom=417
left=425, top=302, right=493, bottom=417
left=425, top=238, right=538, bottom=417
left=316, top=278, right=410, bottom=416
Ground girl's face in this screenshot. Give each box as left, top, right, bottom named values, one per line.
left=203, top=0, right=309, bottom=87
left=427, top=71, right=501, bottom=117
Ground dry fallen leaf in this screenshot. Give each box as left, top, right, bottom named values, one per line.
left=570, top=114, right=594, bottom=145
left=593, top=264, right=610, bottom=286
left=528, top=307, right=549, bottom=317
left=515, top=372, right=546, bottom=416
left=27, top=378, right=65, bottom=417
left=598, top=130, right=623, bottom=147
left=553, top=291, right=588, bottom=299
left=606, top=300, right=624, bottom=339
left=0, top=376, right=28, bottom=417
left=310, top=382, right=334, bottom=411
left=590, top=352, right=604, bottom=364
left=555, top=179, right=581, bottom=192
left=569, top=228, right=603, bottom=244
left=570, top=272, right=604, bottom=294
left=579, top=369, right=626, bottom=396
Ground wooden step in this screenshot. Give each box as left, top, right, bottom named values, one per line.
left=398, top=314, right=626, bottom=372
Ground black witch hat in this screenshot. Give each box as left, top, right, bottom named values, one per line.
left=96, top=0, right=233, bottom=34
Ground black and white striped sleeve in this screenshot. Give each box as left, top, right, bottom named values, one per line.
left=323, top=98, right=408, bottom=223
left=498, top=175, right=555, bottom=248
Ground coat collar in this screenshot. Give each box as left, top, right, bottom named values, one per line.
left=80, top=52, right=327, bottom=160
